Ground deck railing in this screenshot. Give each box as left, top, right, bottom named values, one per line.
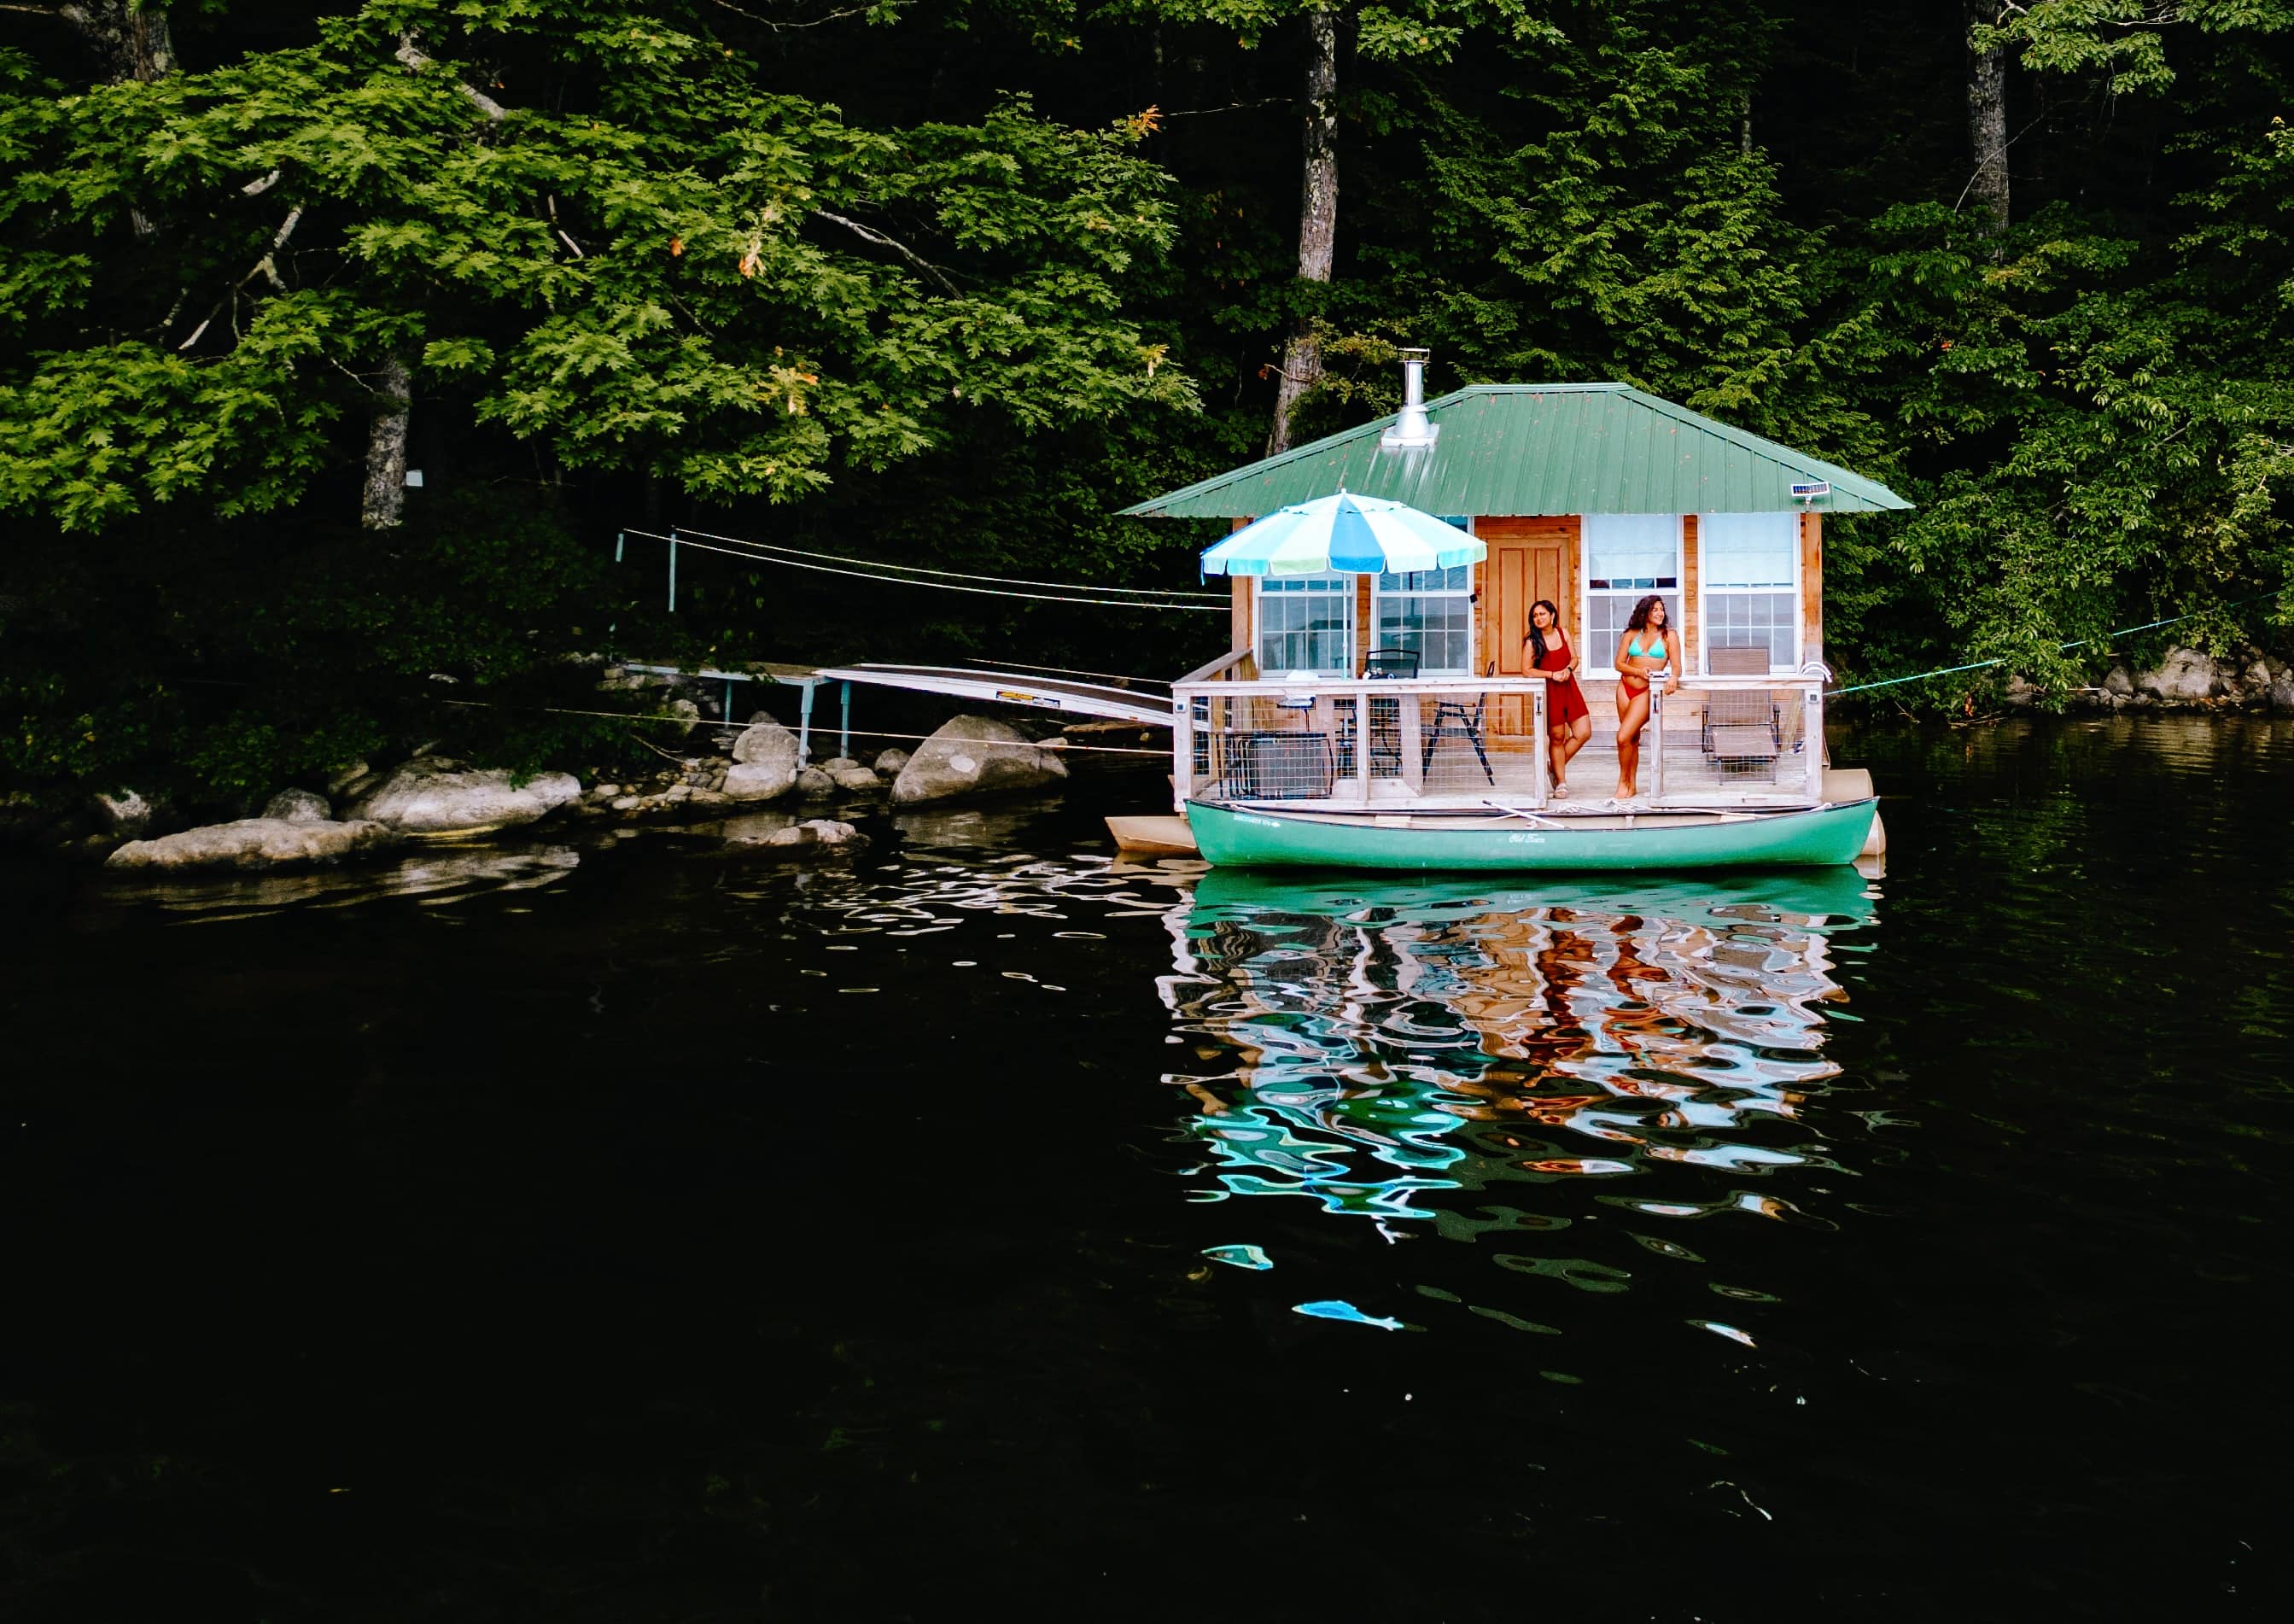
left=1649, top=671, right=1827, bottom=804
left=1171, top=665, right=1554, bottom=809
left=1170, top=658, right=1832, bottom=809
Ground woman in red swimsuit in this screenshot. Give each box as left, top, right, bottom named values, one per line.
left=1524, top=599, right=1591, bottom=798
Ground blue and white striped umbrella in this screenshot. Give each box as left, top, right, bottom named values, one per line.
left=1199, top=492, right=1486, bottom=577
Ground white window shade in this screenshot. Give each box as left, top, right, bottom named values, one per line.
left=1585, top=514, right=1680, bottom=588
left=1701, top=513, right=1796, bottom=587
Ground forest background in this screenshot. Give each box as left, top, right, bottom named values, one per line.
left=4, top=0, right=2293, bottom=813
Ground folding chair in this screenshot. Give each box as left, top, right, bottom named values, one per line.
left=1422, top=660, right=1496, bottom=786
left=1702, top=644, right=1783, bottom=782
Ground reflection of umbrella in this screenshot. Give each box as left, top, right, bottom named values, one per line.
left=1199, top=492, right=1488, bottom=577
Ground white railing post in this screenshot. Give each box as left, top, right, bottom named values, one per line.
left=1353, top=682, right=1373, bottom=804
left=1171, top=692, right=1194, bottom=811
left=1533, top=682, right=1550, bottom=807
left=1805, top=681, right=1826, bottom=803
left=1650, top=684, right=1667, bottom=803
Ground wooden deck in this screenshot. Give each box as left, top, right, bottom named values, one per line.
left=1174, top=664, right=1828, bottom=813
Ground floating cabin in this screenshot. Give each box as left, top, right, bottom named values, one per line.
left=1123, top=365, right=1912, bottom=819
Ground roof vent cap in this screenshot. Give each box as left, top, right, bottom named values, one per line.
left=1380, top=348, right=1438, bottom=451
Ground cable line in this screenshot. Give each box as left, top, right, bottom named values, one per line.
left=668, top=525, right=1229, bottom=600
left=619, top=529, right=1229, bottom=610
left=1830, top=595, right=2277, bottom=696
left=618, top=529, right=1227, bottom=612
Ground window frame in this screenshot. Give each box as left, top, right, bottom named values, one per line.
left=1252, top=570, right=1358, bottom=677
left=1579, top=514, right=1686, bottom=680
left=1369, top=518, right=1476, bottom=676
left=1696, top=512, right=1802, bottom=675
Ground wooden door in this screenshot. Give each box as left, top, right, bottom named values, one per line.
left=1482, top=519, right=1573, bottom=736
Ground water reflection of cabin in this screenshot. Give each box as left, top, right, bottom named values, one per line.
left=1125, top=381, right=1911, bottom=808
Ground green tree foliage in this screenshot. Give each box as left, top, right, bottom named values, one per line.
left=5, top=0, right=2294, bottom=815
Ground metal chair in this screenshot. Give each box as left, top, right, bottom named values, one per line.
left=1702, top=644, right=1783, bottom=780
left=1422, top=660, right=1496, bottom=786
left=1337, top=648, right=1415, bottom=778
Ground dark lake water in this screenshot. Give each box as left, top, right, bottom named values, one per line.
left=5, top=717, right=2291, bottom=1620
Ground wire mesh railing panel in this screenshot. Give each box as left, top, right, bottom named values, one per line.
left=1419, top=684, right=1544, bottom=797
left=1656, top=684, right=1818, bottom=796
left=1174, top=678, right=1561, bottom=806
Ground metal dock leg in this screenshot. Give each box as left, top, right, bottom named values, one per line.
left=838, top=682, right=851, bottom=759
left=797, top=679, right=815, bottom=762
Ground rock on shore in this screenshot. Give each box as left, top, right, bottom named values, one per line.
left=890, top=716, right=1067, bottom=804
left=1999, top=645, right=2294, bottom=711
left=108, top=817, right=394, bottom=873
left=261, top=788, right=333, bottom=823
left=346, top=761, right=581, bottom=834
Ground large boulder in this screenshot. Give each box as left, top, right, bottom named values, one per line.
left=346, top=761, right=581, bottom=835
left=733, top=718, right=802, bottom=769
left=724, top=718, right=802, bottom=802
left=2134, top=646, right=2222, bottom=704
left=890, top=716, right=1068, bottom=804
left=107, top=817, right=394, bottom=873
left=261, top=788, right=332, bottom=823
left=721, top=762, right=795, bottom=802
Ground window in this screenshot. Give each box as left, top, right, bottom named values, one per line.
left=1699, top=513, right=1799, bottom=672
left=1256, top=573, right=1355, bottom=675
left=1583, top=514, right=1682, bottom=675
left=1374, top=562, right=1474, bottom=675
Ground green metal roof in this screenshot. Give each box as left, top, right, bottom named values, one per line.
left=1121, top=384, right=1912, bottom=518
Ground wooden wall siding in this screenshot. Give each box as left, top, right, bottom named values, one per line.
left=1800, top=511, right=1824, bottom=669
left=1229, top=517, right=1251, bottom=651
left=1682, top=513, right=1701, bottom=671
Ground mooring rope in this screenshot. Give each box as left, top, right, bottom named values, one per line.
left=622, top=526, right=1228, bottom=607
left=1829, top=596, right=2278, bottom=697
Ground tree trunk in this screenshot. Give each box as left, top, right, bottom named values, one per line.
left=1268, top=6, right=1339, bottom=457
left=1964, top=2, right=2009, bottom=237
left=59, top=2, right=176, bottom=84
left=361, top=354, right=412, bottom=531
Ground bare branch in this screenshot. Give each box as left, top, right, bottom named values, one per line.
left=811, top=208, right=959, bottom=295
left=546, top=193, right=585, bottom=259
left=705, top=0, right=890, bottom=31
left=176, top=207, right=302, bottom=350
left=394, top=34, right=509, bottom=122
left=1162, top=97, right=1289, bottom=120
left=241, top=169, right=283, bottom=197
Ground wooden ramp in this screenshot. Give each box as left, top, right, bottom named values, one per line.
left=813, top=663, right=1173, bottom=728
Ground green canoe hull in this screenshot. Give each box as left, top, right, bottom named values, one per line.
left=1185, top=797, right=1878, bottom=873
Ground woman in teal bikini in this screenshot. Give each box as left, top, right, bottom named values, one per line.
left=1610, top=594, right=1681, bottom=802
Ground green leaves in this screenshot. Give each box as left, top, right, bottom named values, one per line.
left=0, top=1, right=1191, bottom=529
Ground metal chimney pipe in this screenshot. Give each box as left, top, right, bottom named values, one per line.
left=1380, top=347, right=1437, bottom=449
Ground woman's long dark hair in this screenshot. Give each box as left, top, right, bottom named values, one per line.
left=1624, top=593, right=1668, bottom=634
left=1525, top=599, right=1561, bottom=665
